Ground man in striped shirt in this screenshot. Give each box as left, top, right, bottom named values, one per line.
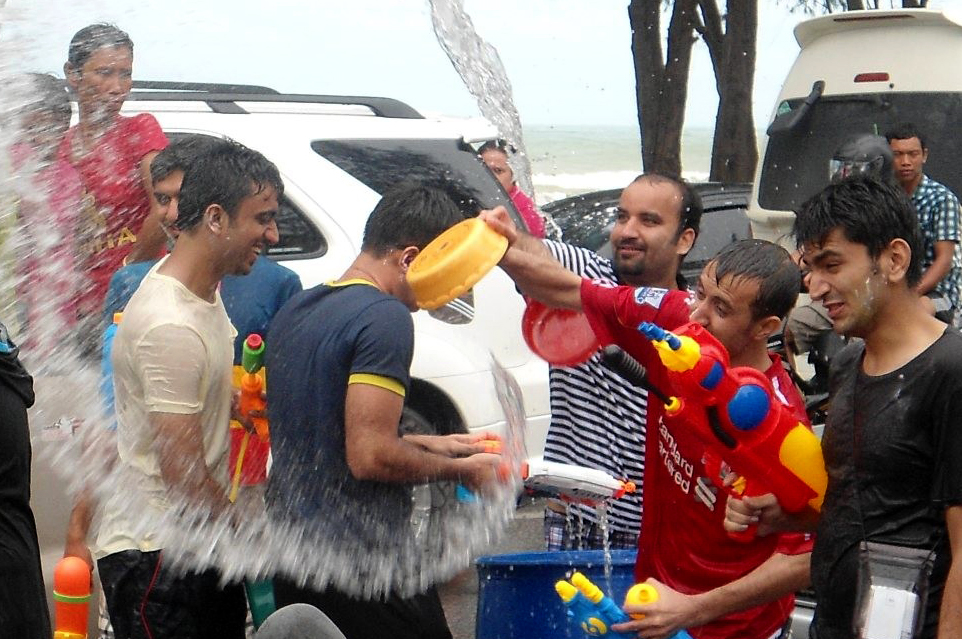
left=537, top=174, right=703, bottom=550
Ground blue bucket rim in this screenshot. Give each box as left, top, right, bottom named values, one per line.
left=475, top=549, right=636, bottom=567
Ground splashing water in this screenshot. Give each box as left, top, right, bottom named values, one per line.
left=596, top=502, right=613, bottom=591
left=0, top=10, right=528, bottom=601
left=427, top=0, right=533, bottom=197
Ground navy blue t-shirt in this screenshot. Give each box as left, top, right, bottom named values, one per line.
left=265, top=281, right=415, bottom=536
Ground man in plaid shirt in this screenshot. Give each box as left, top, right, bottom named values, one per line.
left=887, top=122, right=962, bottom=323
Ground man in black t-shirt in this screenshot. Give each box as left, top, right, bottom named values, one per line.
left=726, top=176, right=962, bottom=639
left=0, top=322, right=51, bottom=639
left=266, top=183, right=502, bottom=639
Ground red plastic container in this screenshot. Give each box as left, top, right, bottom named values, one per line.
left=522, top=299, right=600, bottom=366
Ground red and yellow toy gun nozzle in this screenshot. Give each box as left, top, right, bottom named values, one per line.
left=53, top=556, right=91, bottom=639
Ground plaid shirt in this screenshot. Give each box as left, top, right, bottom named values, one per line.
left=912, top=175, right=962, bottom=310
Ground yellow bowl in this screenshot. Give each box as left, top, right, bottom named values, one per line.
left=407, top=218, right=509, bottom=310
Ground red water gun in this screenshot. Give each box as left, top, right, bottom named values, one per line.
left=638, top=321, right=827, bottom=539
left=229, top=334, right=270, bottom=501
left=53, top=556, right=91, bottom=639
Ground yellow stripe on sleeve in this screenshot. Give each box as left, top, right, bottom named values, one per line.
left=348, top=373, right=406, bottom=397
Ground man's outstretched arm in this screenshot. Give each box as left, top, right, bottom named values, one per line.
left=480, top=207, right=583, bottom=310
left=344, top=382, right=501, bottom=492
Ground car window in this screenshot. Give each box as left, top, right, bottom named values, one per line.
left=269, top=196, right=327, bottom=259
left=759, top=92, right=962, bottom=212
left=685, top=207, right=752, bottom=269
left=311, top=138, right=526, bottom=226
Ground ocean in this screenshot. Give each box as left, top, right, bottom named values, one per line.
left=523, top=124, right=723, bottom=204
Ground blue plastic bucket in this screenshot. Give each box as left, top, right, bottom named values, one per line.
left=475, top=550, right=637, bottom=639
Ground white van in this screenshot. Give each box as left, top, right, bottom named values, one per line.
left=749, top=7, right=962, bottom=243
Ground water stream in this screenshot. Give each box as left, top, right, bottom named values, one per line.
left=428, top=0, right=534, bottom=198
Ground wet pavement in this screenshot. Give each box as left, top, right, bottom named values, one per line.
left=438, top=496, right=545, bottom=639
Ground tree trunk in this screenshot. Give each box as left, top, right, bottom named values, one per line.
left=705, top=1, right=758, bottom=183
left=846, top=0, right=866, bottom=9
left=629, top=0, right=699, bottom=178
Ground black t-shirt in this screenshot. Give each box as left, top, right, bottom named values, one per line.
left=266, top=282, right=414, bottom=537
left=0, top=333, right=50, bottom=639
left=812, top=328, right=962, bottom=639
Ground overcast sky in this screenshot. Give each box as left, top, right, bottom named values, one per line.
left=0, top=1, right=954, bottom=129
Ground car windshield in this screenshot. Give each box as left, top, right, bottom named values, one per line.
left=759, top=92, right=962, bottom=212
left=311, top=138, right=525, bottom=225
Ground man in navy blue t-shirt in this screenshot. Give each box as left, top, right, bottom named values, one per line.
left=266, top=183, right=503, bottom=639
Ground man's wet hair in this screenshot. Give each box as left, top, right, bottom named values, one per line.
left=22, top=73, right=71, bottom=124
left=710, top=239, right=800, bottom=321
left=793, top=175, right=923, bottom=287
left=884, top=122, right=927, bottom=151
left=67, top=23, right=133, bottom=70
left=151, top=135, right=231, bottom=184
left=175, top=140, right=283, bottom=231
left=361, top=182, right=464, bottom=256
left=630, top=173, right=703, bottom=240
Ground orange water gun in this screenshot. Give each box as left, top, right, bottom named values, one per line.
left=53, top=556, right=91, bottom=639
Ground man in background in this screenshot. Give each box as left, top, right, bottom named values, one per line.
left=887, top=122, right=962, bottom=323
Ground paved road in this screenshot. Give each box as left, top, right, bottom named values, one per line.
left=438, top=497, right=545, bottom=639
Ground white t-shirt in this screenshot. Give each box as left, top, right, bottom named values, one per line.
left=96, top=258, right=236, bottom=556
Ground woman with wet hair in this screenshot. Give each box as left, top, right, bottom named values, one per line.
left=478, top=139, right=545, bottom=238
left=61, top=23, right=168, bottom=326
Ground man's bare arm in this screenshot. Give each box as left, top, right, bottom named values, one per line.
left=344, top=383, right=500, bottom=492
left=153, top=411, right=229, bottom=516
left=479, top=207, right=583, bottom=310
left=614, top=552, right=810, bottom=638
left=63, top=489, right=95, bottom=568
left=938, top=505, right=962, bottom=638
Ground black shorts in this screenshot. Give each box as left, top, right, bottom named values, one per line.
left=273, top=577, right=452, bottom=639
left=98, top=549, right=246, bottom=639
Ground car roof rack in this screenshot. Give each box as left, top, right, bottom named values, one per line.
left=127, top=81, right=424, bottom=119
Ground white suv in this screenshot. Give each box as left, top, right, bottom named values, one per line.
left=123, top=81, right=550, bottom=453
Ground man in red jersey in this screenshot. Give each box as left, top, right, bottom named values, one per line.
left=61, top=23, right=168, bottom=324
left=483, top=206, right=810, bottom=639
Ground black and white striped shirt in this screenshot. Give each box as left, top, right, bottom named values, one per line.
left=543, top=240, right=647, bottom=536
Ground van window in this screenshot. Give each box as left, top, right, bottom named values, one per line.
left=269, top=196, right=327, bottom=259
left=311, top=138, right=526, bottom=227
left=759, top=92, right=962, bottom=212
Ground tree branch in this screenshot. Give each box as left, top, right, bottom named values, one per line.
left=696, top=0, right=724, bottom=80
